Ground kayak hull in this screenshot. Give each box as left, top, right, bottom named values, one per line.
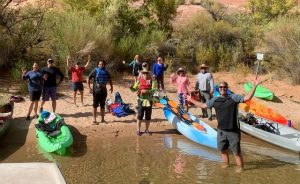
left=244, top=82, right=274, bottom=100
left=163, top=107, right=217, bottom=149
left=0, top=102, right=13, bottom=138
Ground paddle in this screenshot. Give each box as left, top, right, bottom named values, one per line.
left=160, top=98, right=207, bottom=132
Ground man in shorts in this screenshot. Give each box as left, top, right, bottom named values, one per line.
left=40, top=59, right=64, bottom=113
left=22, top=62, right=44, bottom=120
left=187, top=80, right=260, bottom=172
left=87, top=60, right=113, bottom=124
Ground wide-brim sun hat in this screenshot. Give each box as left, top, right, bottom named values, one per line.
left=199, top=64, right=208, bottom=69
left=177, top=67, right=185, bottom=74
left=141, top=69, right=149, bottom=74
left=47, top=58, right=54, bottom=63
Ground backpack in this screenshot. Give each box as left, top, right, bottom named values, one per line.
left=95, top=68, right=108, bottom=84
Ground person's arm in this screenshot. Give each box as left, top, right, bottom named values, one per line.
left=186, top=77, right=191, bottom=93
left=152, top=63, right=157, bottom=77
left=84, top=55, right=91, bottom=68
left=66, top=55, right=72, bottom=70
left=107, top=72, right=113, bottom=93
left=128, top=60, right=135, bottom=67
left=163, top=63, right=168, bottom=71
left=149, top=79, right=158, bottom=93
left=87, top=69, right=95, bottom=94
left=186, top=95, right=208, bottom=109
left=244, top=79, right=261, bottom=101
left=170, top=73, right=177, bottom=83
left=21, top=67, right=28, bottom=80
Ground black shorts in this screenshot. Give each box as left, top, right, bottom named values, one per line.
left=137, top=99, right=152, bottom=120
left=72, top=82, right=84, bottom=91
left=29, top=91, right=42, bottom=101
left=93, top=89, right=107, bottom=109
left=217, top=129, right=241, bottom=155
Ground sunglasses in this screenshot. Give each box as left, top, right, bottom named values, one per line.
left=219, top=86, right=227, bottom=89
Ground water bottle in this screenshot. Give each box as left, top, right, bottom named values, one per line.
left=288, top=120, right=292, bottom=127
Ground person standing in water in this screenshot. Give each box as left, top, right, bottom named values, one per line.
left=39, top=58, right=64, bottom=113
left=152, top=57, right=168, bottom=91
left=66, top=55, right=90, bottom=106
left=186, top=80, right=260, bottom=172
left=22, top=62, right=44, bottom=120
left=87, top=60, right=113, bottom=125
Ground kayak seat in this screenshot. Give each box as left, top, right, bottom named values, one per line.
left=254, top=123, right=276, bottom=133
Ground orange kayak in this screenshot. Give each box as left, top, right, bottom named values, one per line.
left=239, top=100, right=289, bottom=126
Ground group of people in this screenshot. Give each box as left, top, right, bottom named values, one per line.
left=22, top=54, right=260, bottom=172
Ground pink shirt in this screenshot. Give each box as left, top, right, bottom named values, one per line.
left=170, top=75, right=190, bottom=94
left=70, top=66, right=85, bottom=82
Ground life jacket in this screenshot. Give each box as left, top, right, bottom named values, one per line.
left=138, top=78, right=152, bottom=90
left=95, top=67, right=109, bottom=84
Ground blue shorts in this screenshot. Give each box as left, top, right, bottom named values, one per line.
left=42, top=87, right=57, bottom=101
left=72, top=82, right=84, bottom=91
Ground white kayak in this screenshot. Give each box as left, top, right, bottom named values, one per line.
left=239, top=112, right=300, bottom=153
left=0, top=163, right=66, bottom=184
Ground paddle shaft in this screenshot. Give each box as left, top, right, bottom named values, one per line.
left=255, top=59, right=261, bottom=80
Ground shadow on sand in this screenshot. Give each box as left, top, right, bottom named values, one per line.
left=68, top=125, right=87, bottom=157
left=0, top=117, right=31, bottom=161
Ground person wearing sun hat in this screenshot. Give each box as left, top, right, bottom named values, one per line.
left=195, top=63, right=214, bottom=120
left=130, top=68, right=157, bottom=136
left=170, top=67, right=191, bottom=111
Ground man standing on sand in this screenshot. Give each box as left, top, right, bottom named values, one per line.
left=39, top=58, right=64, bottom=113
left=87, top=60, right=113, bottom=125
left=187, top=80, right=260, bottom=172
left=195, top=64, right=214, bottom=120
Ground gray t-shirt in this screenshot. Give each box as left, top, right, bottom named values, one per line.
left=206, top=94, right=244, bottom=108
left=196, top=72, right=214, bottom=92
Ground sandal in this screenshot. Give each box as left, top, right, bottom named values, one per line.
left=136, top=131, right=142, bottom=136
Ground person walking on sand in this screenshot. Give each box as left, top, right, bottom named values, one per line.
left=195, top=64, right=214, bottom=120
left=186, top=80, right=261, bottom=172
left=152, top=57, right=168, bottom=91
left=87, top=60, right=113, bottom=125
left=66, top=55, right=90, bottom=106
left=170, top=68, right=191, bottom=111
left=22, top=62, right=44, bottom=120
left=39, top=58, right=64, bottom=113
left=130, top=69, right=157, bottom=136
left=123, top=54, right=143, bottom=82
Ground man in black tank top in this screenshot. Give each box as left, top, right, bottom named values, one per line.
left=187, top=80, right=260, bottom=172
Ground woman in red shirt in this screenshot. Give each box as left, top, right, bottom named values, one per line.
left=67, top=55, right=90, bottom=106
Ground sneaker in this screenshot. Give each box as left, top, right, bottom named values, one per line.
left=26, top=115, right=30, bottom=121
left=136, top=131, right=142, bottom=136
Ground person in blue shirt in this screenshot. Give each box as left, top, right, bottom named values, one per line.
left=88, top=60, right=113, bottom=125
left=152, top=57, right=168, bottom=91
left=187, top=80, right=260, bottom=173
left=22, top=62, right=44, bottom=120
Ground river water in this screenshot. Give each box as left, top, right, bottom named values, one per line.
left=1, top=127, right=300, bottom=184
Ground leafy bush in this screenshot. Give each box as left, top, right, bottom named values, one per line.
left=265, top=15, right=300, bottom=84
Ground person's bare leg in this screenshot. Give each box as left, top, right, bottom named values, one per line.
left=93, top=107, right=97, bottom=123
left=52, top=100, right=56, bottom=113
left=80, top=90, right=84, bottom=105
left=33, top=101, right=39, bottom=116
left=234, top=153, right=244, bottom=173
left=137, top=119, right=142, bottom=132
left=145, top=120, right=150, bottom=132
left=40, top=101, right=45, bottom=112
left=73, top=91, right=77, bottom=105
left=221, top=149, right=229, bottom=168
left=100, top=108, right=105, bottom=122
left=27, top=102, right=34, bottom=117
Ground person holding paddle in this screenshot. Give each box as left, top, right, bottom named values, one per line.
left=186, top=80, right=260, bottom=172
left=130, top=69, right=157, bottom=136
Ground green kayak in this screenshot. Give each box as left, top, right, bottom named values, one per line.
left=35, top=112, right=73, bottom=155
left=244, top=82, right=274, bottom=100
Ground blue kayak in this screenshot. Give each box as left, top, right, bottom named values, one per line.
left=163, top=107, right=217, bottom=149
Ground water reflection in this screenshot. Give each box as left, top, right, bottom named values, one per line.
left=163, top=136, right=221, bottom=162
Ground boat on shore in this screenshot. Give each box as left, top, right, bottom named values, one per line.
left=239, top=112, right=300, bottom=153
left=0, top=101, right=13, bottom=138
left=244, top=82, right=274, bottom=100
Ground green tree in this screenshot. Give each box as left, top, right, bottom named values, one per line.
left=248, top=0, right=296, bottom=23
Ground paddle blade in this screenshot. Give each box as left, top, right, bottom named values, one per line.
left=154, top=102, right=164, bottom=108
